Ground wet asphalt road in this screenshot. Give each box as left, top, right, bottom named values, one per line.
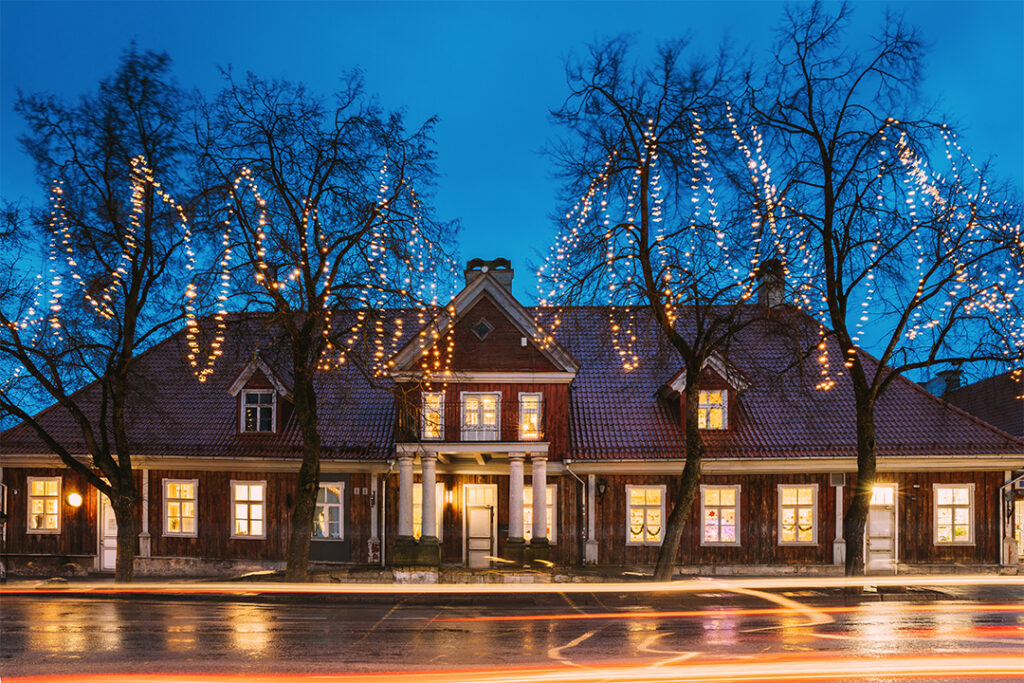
left=1, top=584, right=1023, bottom=681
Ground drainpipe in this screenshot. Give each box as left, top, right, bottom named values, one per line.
left=563, top=459, right=587, bottom=566
left=380, top=459, right=396, bottom=568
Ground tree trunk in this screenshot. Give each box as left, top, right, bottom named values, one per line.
left=843, top=400, right=877, bottom=576
left=284, top=363, right=321, bottom=582
left=653, top=381, right=704, bottom=581
left=111, top=491, right=139, bottom=583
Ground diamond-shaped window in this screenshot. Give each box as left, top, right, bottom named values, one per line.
left=471, top=318, right=494, bottom=340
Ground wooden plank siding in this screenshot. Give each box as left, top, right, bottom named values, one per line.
left=1, top=467, right=105, bottom=558
left=590, top=473, right=836, bottom=566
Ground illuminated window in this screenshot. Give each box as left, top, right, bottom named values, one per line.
left=313, top=482, right=344, bottom=540
left=519, top=393, right=542, bottom=440
left=627, top=485, right=664, bottom=546
left=1014, top=500, right=1023, bottom=559
left=412, top=482, right=445, bottom=540
left=242, top=390, right=275, bottom=432
left=231, top=481, right=265, bottom=539
left=697, top=390, right=727, bottom=429
left=461, top=392, right=500, bottom=441
left=778, top=484, right=817, bottom=545
left=934, top=483, right=974, bottom=545
left=27, top=477, right=61, bottom=534
left=702, top=485, right=740, bottom=545
left=523, top=484, right=557, bottom=544
left=870, top=484, right=895, bottom=506
left=421, top=392, right=444, bottom=440
left=163, top=479, right=198, bottom=537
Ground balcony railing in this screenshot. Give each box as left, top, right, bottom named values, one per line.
left=395, top=398, right=546, bottom=443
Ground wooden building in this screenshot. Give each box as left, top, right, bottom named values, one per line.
left=2, top=259, right=1022, bottom=576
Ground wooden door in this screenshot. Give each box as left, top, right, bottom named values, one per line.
left=866, top=484, right=897, bottom=573
left=99, top=493, right=118, bottom=572
left=463, top=484, right=496, bottom=568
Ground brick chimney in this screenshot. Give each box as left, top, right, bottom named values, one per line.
left=464, top=257, right=513, bottom=290
left=756, top=258, right=786, bottom=308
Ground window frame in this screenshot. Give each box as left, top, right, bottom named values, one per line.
left=312, top=481, right=345, bottom=541
left=523, top=483, right=557, bottom=544
left=518, top=392, right=543, bottom=441
left=700, top=484, right=741, bottom=547
left=162, top=478, right=199, bottom=538
left=26, top=476, right=61, bottom=535
left=697, top=389, right=728, bottom=430
left=240, top=389, right=276, bottom=433
left=460, top=391, right=501, bottom=441
left=777, top=483, right=818, bottom=546
left=421, top=391, right=445, bottom=441
left=229, top=480, right=267, bottom=540
left=933, top=482, right=975, bottom=546
left=625, top=484, right=666, bottom=547
left=412, top=481, right=445, bottom=541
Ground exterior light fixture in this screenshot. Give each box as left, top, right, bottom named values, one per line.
left=445, top=489, right=453, bottom=505
left=596, top=480, right=607, bottom=496
left=67, top=492, right=83, bottom=508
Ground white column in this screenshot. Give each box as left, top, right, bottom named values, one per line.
left=531, top=454, right=548, bottom=542
left=833, top=476, right=845, bottom=566
left=421, top=452, right=438, bottom=540
left=398, top=454, right=414, bottom=538
left=585, top=473, right=598, bottom=564
left=139, top=468, right=151, bottom=557
left=508, top=453, right=525, bottom=541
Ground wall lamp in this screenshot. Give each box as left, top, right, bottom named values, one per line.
left=67, top=492, right=83, bottom=508
left=596, top=479, right=607, bottom=496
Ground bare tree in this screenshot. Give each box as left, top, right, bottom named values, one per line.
left=196, top=71, right=457, bottom=580
left=543, top=37, right=779, bottom=581
left=0, top=48, right=197, bottom=581
left=743, top=2, right=1024, bottom=574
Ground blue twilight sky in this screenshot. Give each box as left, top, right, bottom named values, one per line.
left=1, top=1, right=1022, bottom=302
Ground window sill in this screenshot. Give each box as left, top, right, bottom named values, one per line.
left=230, top=534, right=267, bottom=541
left=26, top=529, right=61, bottom=535
left=700, top=541, right=741, bottom=547
left=312, top=537, right=345, bottom=542
left=163, top=532, right=198, bottom=538
left=934, top=540, right=975, bottom=546
left=778, top=541, right=818, bottom=547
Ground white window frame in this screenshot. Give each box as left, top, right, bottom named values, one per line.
left=460, top=391, right=501, bottom=441
left=626, top=484, right=666, bottom=546
left=313, top=481, right=345, bottom=541
left=523, top=483, right=557, bottom=544
left=27, top=476, right=61, bottom=534
left=162, top=478, right=199, bottom=538
left=412, top=482, right=445, bottom=541
left=230, top=480, right=266, bottom=540
left=697, top=390, right=728, bottom=430
left=701, top=484, right=741, bottom=546
left=777, top=483, right=818, bottom=545
left=421, top=391, right=445, bottom=441
left=518, top=392, right=542, bottom=441
left=933, top=483, right=975, bottom=545
left=241, top=389, right=276, bottom=433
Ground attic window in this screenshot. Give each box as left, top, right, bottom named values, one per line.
left=697, top=390, right=728, bottom=430
left=471, top=318, right=494, bottom=340
left=242, top=390, right=276, bottom=433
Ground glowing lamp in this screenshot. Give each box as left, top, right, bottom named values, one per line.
left=67, top=492, right=83, bottom=508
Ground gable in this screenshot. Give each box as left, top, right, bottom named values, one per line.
left=442, top=294, right=559, bottom=372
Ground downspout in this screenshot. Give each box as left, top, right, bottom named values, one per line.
left=380, top=459, right=396, bottom=568
left=563, top=459, right=586, bottom=566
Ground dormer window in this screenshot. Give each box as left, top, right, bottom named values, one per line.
left=242, top=390, right=276, bottom=432
left=697, top=390, right=727, bottom=430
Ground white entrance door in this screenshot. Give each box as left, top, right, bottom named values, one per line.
left=866, top=484, right=897, bottom=573
left=464, top=484, right=496, bottom=568
left=99, top=493, right=118, bottom=571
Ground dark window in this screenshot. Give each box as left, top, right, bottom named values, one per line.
left=243, top=391, right=275, bottom=432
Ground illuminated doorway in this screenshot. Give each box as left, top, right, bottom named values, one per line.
left=866, top=483, right=897, bottom=573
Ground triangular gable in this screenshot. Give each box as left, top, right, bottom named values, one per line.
left=227, top=353, right=294, bottom=400
left=388, top=272, right=578, bottom=378
left=664, top=353, right=751, bottom=396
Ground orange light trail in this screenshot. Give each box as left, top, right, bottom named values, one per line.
left=6, top=653, right=1024, bottom=683
left=432, top=603, right=1024, bottom=622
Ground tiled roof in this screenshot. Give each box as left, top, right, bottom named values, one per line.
left=549, top=306, right=1024, bottom=460
left=3, top=306, right=1022, bottom=462
left=945, top=371, right=1024, bottom=439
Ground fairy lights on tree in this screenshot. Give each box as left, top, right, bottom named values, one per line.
left=539, top=36, right=782, bottom=582
left=195, top=70, right=457, bottom=581
left=741, top=1, right=1024, bottom=575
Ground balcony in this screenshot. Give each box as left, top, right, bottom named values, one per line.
left=395, top=398, right=546, bottom=444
